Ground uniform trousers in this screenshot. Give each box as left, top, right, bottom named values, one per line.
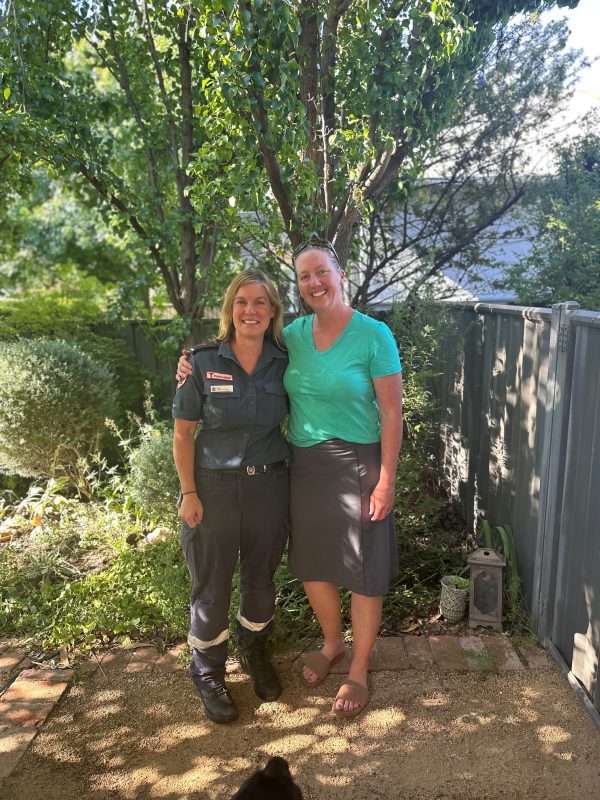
left=179, top=465, right=289, bottom=687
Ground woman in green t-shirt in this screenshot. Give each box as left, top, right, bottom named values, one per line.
left=284, top=239, right=403, bottom=718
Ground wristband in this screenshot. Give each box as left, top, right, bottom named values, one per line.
left=181, top=490, right=196, bottom=496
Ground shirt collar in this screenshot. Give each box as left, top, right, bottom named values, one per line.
left=218, top=338, right=287, bottom=368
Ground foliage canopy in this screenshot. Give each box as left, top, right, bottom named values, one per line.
left=501, top=113, right=600, bottom=309
left=0, top=0, right=581, bottom=323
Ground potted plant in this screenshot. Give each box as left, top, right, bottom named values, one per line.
left=440, top=575, right=470, bottom=622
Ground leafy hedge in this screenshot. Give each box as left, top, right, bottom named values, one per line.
left=0, top=289, right=149, bottom=421
left=0, top=338, right=117, bottom=479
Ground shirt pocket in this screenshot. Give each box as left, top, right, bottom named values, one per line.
left=201, top=384, right=241, bottom=429
left=263, top=381, right=288, bottom=426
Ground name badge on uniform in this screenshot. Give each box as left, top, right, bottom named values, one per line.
left=210, top=384, right=234, bottom=393
left=206, top=371, right=233, bottom=381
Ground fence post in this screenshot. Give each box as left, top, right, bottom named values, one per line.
left=532, top=301, right=579, bottom=640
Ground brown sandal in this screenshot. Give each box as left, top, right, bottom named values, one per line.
left=331, top=680, right=369, bottom=719
left=299, top=649, right=346, bottom=688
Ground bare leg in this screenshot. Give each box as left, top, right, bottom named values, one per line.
left=302, top=581, right=344, bottom=683
left=334, top=593, right=383, bottom=713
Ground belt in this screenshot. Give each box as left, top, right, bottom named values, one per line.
left=219, top=460, right=288, bottom=476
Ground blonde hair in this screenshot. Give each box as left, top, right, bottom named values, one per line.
left=216, top=270, right=286, bottom=349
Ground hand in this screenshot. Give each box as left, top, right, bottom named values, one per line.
left=176, top=349, right=193, bottom=386
left=369, top=482, right=395, bottom=521
left=179, top=493, right=203, bottom=527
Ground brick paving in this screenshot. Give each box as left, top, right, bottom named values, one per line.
left=0, top=634, right=556, bottom=784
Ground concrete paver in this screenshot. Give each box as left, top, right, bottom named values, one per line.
left=155, top=645, right=186, bottom=673
left=0, top=702, right=55, bottom=728
left=378, top=637, right=411, bottom=671
left=458, top=634, right=488, bottom=671
left=517, top=643, right=554, bottom=669
left=125, top=646, right=160, bottom=673
left=0, top=727, right=38, bottom=779
left=0, top=670, right=73, bottom=704
left=403, top=635, right=435, bottom=668
left=430, top=635, right=469, bottom=671
left=0, top=651, right=27, bottom=673
left=484, top=635, right=525, bottom=671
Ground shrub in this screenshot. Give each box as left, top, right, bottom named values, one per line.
left=128, top=428, right=180, bottom=525
left=0, top=289, right=150, bottom=422
left=0, top=338, right=117, bottom=479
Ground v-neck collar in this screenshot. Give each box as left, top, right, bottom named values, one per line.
left=309, top=311, right=356, bottom=354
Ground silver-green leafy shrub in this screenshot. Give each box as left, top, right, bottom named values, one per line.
left=128, top=428, right=180, bottom=525
left=0, top=338, right=117, bottom=479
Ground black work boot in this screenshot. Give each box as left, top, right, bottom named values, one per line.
left=239, top=638, right=282, bottom=701
left=190, top=673, right=238, bottom=724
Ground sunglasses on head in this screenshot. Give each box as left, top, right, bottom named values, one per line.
left=292, top=237, right=340, bottom=267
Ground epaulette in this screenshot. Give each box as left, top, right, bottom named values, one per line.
left=189, top=342, right=219, bottom=355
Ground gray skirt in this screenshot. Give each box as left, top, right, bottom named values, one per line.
left=288, top=439, right=399, bottom=596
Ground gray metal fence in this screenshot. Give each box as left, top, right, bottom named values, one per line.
left=434, top=301, right=600, bottom=717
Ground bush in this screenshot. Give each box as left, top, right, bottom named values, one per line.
left=128, top=428, right=180, bottom=525
left=0, top=289, right=150, bottom=422
left=0, top=338, right=117, bottom=479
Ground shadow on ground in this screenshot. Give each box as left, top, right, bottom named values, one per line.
left=1, top=662, right=599, bottom=800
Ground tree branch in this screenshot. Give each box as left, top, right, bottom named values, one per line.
left=321, top=0, right=346, bottom=223
left=79, top=163, right=184, bottom=313
left=298, top=0, right=319, bottom=170
left=101, top=0, right=169, bottom=243
left=178, top=12, right=197, bottom=315
left=238, top=0, right=301, bottom=244
left=138, top=0, right=181, bottom=179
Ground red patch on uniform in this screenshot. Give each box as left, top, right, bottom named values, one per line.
left=206, top=371, right=233, bottom=381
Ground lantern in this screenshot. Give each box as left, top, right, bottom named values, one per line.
left=467, top=548, right=505, bottom=631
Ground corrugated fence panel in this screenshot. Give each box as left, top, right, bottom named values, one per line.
left=99, top=321, right=177, bottom=410
left=436, top=308, right=482, bottom=530
left=434, top=301, right=600, bottom=714
left=436, top=304, right=551, bottom=610
left=552, top=315, right=600, bottom=708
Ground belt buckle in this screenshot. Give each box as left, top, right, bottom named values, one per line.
left=246, top=465, right=256, bottom=476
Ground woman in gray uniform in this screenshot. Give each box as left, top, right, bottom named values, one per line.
left=172, top=270, right=289, bottom=724
left=177, top=239, right=403, bottom=720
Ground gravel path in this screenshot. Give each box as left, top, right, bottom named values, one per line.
left=2, top=647, right=600, bottom=800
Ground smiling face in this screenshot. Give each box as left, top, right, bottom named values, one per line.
left=231, top=282, right=276, bottom=342
left=294, top=248, right=344, bottom=313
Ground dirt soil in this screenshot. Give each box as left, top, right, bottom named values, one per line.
left=2, top=660, right=600, bottom=800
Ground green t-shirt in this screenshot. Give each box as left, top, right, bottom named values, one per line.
left=283, top=311, right=402, bottom=447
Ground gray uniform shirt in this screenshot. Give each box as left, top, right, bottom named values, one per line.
left=172, top=339, right=290, bottom=469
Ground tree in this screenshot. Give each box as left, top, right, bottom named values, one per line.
left=0, top=0, right=240, bottom=325
left=0, top=170, right=140, bottom=292
left=191, top=0, right=580, bottom=271
left=500, top=113, right=600, bottom=309
left=346, top=14, right=587, bottom=307
left=1, top=0, right=580, bottom=321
